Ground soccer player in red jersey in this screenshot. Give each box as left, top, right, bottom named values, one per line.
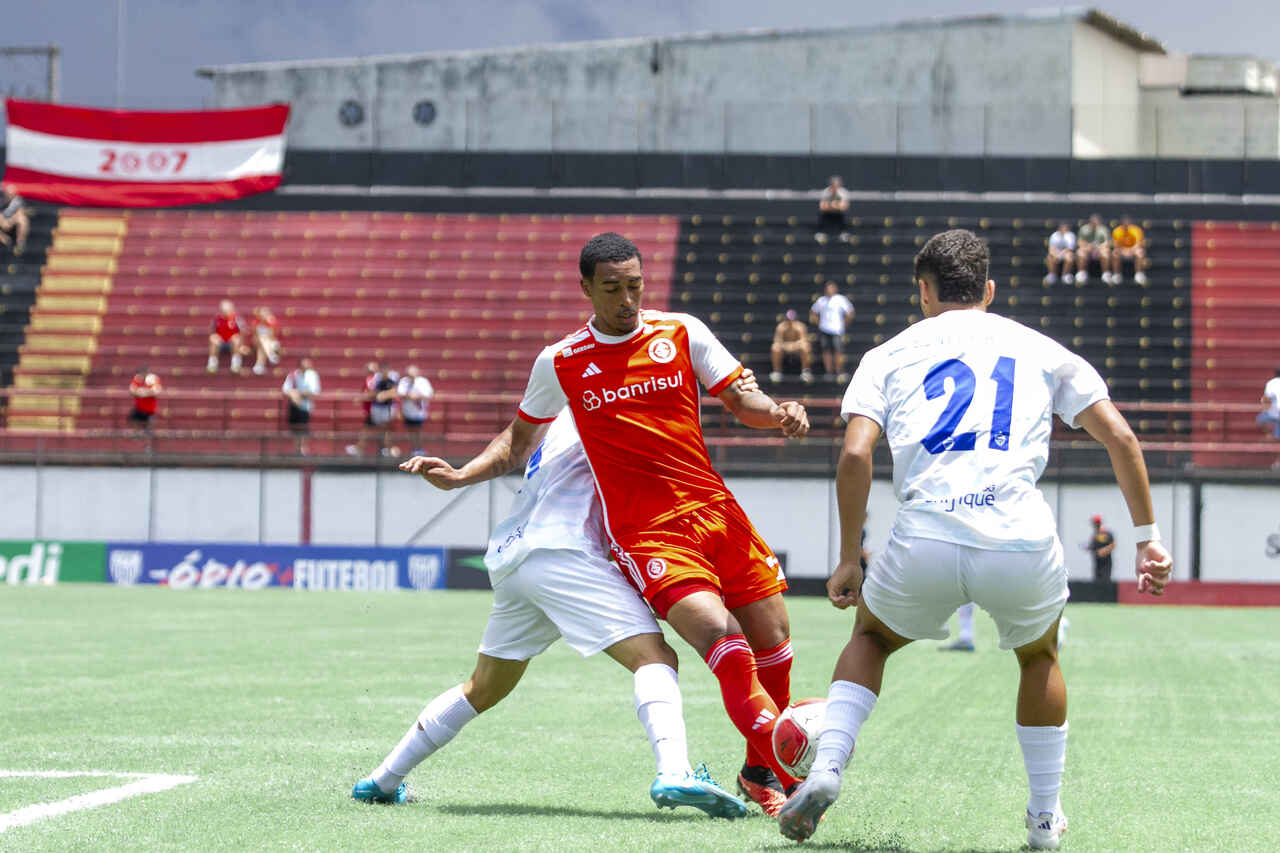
left=403, top=233, right=810, bottom=814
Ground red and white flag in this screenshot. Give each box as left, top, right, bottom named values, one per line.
left=3, top=99, right=289, bottom=207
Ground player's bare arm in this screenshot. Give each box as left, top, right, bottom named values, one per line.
left=829, top=415, right=881, bottom=608
left=399, top=416, right=548, bottom=490
left=1075, top=400, right=1173, bottom=595
left=716, top=383, right=809, bottom=438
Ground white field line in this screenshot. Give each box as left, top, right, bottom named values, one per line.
left=0, top=770, right=199, bottom=833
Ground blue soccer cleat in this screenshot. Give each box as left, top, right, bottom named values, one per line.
left=650, top=763, right=748, bottom=820
left=351, top=777, right=407, bottom=804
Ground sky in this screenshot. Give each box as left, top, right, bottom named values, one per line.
left=4, top=0, right=1278, bottom=108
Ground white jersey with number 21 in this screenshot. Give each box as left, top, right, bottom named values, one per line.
left=841, top=310, right=1109, bottom=551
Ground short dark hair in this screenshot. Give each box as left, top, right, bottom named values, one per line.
left=914, top=229, right=989, bottom=304
left=579, top=233, right=642, bottom=279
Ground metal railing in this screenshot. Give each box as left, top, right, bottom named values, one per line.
left=0, top=387, right=1275, bottom=474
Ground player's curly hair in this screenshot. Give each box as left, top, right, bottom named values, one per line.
left=913, top=229, right=989, bottom=304
left=580, top=232, right=642, bottom=279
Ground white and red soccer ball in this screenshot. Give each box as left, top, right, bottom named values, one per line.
left=772, top=697, right=827, bottom=778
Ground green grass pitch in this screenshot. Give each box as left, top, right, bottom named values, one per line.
left=2, top=586, right=1278, bottom=851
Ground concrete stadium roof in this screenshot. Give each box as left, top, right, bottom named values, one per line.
left=195, top=7, right=1164, bottom=77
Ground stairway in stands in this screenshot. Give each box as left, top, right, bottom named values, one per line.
left=13, top=210, right=676, bottom=441
left=1191, top=221, right=1280, bottom=467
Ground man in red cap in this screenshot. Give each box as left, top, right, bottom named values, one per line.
left=1086, top=515, right=1115, bottom=580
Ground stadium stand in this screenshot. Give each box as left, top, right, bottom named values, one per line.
left=672, top=214, right=1193, bottom=439
left=5, top=205, right=1279, bottom=472
left=0, top=209, right=54, bottom=389
left=4, top=211, right=677, bottom=447
left=1191, top=221, right=1280, bottom=466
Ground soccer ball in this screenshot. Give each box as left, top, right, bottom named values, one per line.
left=772, top=697, right=827, bottom=778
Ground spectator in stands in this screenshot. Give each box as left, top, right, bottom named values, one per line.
left=1043, top=222, right=1077, bottom=284
left=206, top=299, right=246, bottom=374
left=1085, top=514, right=1115, bottom=581
left=282, top=356, right=321, bottom=446
left=0, top=184, right=31, bottom=256
left=397, top=365, right=435, bottom=454
left=1110, top=215, right=1148, bottom=284
left=1076, top=213, right=1110, bottom=283
left=770, top=309, right=814, bottom=384
left=249, top=306, right=282, bottom=375
left=1258, top=366, right=1280, bottom=441
left=346, top=362, right=400, bottom=456
left=815, top=175, right=850, bottom=244
left=810, top=281, right=854, bottom=382
left=128, top=365, right=162, bottom=429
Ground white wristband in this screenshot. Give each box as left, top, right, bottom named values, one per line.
left=1133, top=523, right=1161, bottom=543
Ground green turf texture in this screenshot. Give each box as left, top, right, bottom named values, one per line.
left=1, top=586, right=1277, bottom=852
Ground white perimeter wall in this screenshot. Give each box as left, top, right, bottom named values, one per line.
left=4, top=466, right=1275, bottom=582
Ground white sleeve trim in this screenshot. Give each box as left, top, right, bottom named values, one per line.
left=678, top=313, right=742, bottom=391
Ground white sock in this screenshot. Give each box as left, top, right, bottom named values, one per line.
left=371, top=685, right=478, bottom=793
left=811, top=680, right=877, bottom=777
left=633, top=663, right=691, bottom=777
left=230, top=353, right=242, bottom=370
left=956, top=603, right=975, bottom=643
left=1016, top=722, right=1068, bottom=815
left=206, top=355, right=217, bottom=369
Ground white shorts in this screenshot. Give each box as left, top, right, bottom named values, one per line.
left=861, top=533, right=1068, bottom=650
left=478, top=548, right=660, bottom=661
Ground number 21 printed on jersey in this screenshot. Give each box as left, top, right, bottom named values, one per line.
left=921, top=357, right=1015, bottom=454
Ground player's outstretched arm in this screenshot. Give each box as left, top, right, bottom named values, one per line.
left=399, top=416, right=548, bottom=491
left=716, top=383, right=809, bottom=438
left=829, top=415, right=882, bottom=608
left=1075, top=400, right=1173, bottom=595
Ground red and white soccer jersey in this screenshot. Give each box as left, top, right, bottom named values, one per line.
left=516, top=309, right=786, bottom=613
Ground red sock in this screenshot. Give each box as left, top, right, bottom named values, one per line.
left=704, top=634, right=798, bottom=788
left=747, top=639, right=794, bottom=772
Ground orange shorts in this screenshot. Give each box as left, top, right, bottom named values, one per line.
left=611, top=499, right=787, bottom=619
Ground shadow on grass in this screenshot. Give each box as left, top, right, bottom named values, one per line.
left=756, top=832, right=1019, bottom=853
left=436, top=802, right=707, bottom=822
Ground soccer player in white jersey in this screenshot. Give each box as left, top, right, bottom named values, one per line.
left=778, top=230, right=1173, bottom=849
left=352, top=403, right=755, bottom=818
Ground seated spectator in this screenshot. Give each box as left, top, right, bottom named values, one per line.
left=810, top=281, right=854, bottom=382
left=1258, top=367, right=1280, bottom=441
left=206, top=299, right=246, bottom=374
left=770, top=309, right=814, bottom=384
left=249, top=306, right=282, bottom=375
left=397, top=365, right=435, bottom=454
left=815, top=175, right=850, bottom=244
left=1043, top=222, right=1077, bottom=284
left=128, top=365, right=162, bottom=429
left=0, top=184, right=31, bottom=256
left=282, top=357, right=321, bottom=447
left=1110, top=215, right=1148, bottom=284
left=1075, top=213, right=1110, bottom=283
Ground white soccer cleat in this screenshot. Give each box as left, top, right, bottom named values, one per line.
left=777, top=769, right=841, bottom=842
left=1134, top=271, right=1148, bottom=284
left=1026, top=807, right=1068, bottom=850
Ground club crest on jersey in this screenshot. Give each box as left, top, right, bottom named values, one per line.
left=645, top=557, right=668, bottom=579
left=582, top=390, right=603, bottom=411
left=648, top=338, right=677, bottom=364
